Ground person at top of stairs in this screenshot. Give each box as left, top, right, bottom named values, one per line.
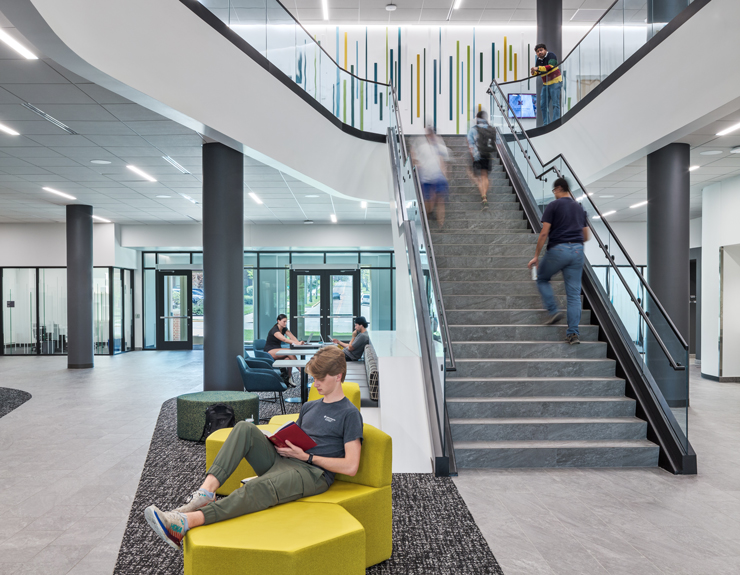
left=466, top=110, right=497, bottom=210
left=527, top=177, right=590, bottom=345
left=411, top=126, right=450, bottom=227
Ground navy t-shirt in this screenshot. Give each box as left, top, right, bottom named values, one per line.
left=542, top=197, right=588, bottom=248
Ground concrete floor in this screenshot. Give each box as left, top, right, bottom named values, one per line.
left=1, top=354, right=738, bottom=574
left=453, top=365, right=740, bottom=575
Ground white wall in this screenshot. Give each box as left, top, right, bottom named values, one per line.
left=702, top=176, right=740, bottom=378
left=530, top=0, right=740, bottom=185
left=722, top=245, right=740, bottom=379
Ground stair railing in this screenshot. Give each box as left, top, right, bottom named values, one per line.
left=487, top=78, right=695, bottom=473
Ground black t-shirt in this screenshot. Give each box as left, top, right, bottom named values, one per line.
left=264, top=324, right=286, bottom=352
left=541, top=197, right=588, bottom=248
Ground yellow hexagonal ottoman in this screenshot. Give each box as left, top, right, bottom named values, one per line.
left=183, top=502, right=365, bottom=575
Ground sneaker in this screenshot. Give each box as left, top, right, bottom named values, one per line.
left=567, top=334, right=581, bottom=345
left=545, top=312, right=564, bottom=325
left=481, top=198, right=489, bottom=210
left=144, top=505, right=189, bottom=549
left=291, top=370, right=301, bottom=387
left=173, top=488, right=216, bottom=514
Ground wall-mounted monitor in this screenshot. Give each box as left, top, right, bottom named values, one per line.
left=508, top=93, right=537, bottom=119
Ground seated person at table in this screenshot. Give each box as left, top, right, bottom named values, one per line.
left=144, top=345, right=363, bottom=550
left=332, top=316, right=370, bottom=361
left=265, top=313, right=304, bottom=386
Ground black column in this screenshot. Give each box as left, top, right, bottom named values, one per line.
left=647, top=0, right=689, bottom=38
left=536, top=0, right=562, bottom=127
left=66, top=204, right=94, bottom=369
left=646, top=143, right=690, bottom=406
left=203, top=142, right=244, bottom=391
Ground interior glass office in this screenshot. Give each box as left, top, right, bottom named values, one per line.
left=1, top=267, right=135, bottom=356
left=142, top=250, right=395, bottom=350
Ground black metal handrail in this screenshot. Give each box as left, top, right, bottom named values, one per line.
left=487, top=78, right=688, bottom=370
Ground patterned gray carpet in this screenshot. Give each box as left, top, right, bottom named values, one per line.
left=114, top=393, right=504, bottom=575
left=0, top=387, right=32, bottom=418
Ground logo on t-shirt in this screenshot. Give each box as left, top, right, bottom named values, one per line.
left=323, top=415, right=336, bottom=423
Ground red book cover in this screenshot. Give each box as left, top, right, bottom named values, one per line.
left=264, top=421, right=317, bottom=451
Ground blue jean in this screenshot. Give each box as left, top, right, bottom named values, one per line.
left=540, top=82, right=562, bottom=125
left=537, top=243, right=584, bottom=336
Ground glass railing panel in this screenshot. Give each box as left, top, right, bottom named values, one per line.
left=599, top=0, right=625, bottom=81
left=579, top=24, right=601, bottom=100
left=265, top=0, right=296, bottom=82
left=624, top=3, right=648, bottom=60
left=561, top=46, right=580, bottom=114
left=229, top=0, right=267, bottom=55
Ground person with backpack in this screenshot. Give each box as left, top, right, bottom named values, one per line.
left=530, top=43, right=562, bottom=126
left=466, top=110, right=496, bottom=209
left=527, top=177, right=590, bottom=345
left=144, top=346, right=363, bottom=550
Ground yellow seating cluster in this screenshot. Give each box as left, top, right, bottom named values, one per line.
left=188, top=382, right=392, bottom=574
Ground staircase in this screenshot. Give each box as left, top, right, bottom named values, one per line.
left=433, top=136, right=660, bottom=469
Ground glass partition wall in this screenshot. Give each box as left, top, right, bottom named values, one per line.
left=1, top=267, right=134, bottom=356
left=142, top=250, right=395, bottom=349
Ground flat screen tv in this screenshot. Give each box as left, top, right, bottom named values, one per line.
left=508, top=93, right=537, bottom=119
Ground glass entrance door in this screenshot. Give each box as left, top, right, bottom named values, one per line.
left=290, top=270, right=359, bottom=342
left=156, top=271, right=192, bottom=350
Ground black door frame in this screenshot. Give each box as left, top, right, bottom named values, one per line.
left=155, top=270, right=193, bottom=350
left=289, top=268, right=360, bottom=341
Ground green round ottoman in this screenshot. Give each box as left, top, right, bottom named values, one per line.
left=177, top=391, right=259, bottom=441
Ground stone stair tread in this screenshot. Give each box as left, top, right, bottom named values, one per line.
left=446, top=376, right=622, bottom=382
left=453, top=439, right=658, bottom=449
left=449, top=416, right=645, bottom=424
left=451, top=340, right=603, bottom=345
left=446, top=396, right=633, bottom=403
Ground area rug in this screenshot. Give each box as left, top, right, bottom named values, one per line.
left=114, top=396, right=504, bottom=575
left=0, top=387, right=32, bottom=418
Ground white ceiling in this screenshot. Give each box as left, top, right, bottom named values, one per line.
left=0, top=20, right=386, bottom=226
left=587, top=109, right=740, bottom=222
left=278, top=0, right=634, bottom=25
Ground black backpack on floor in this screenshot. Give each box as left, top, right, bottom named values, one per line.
left=199, top=403, right=236, bottom=442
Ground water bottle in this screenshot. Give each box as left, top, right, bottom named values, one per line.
left=531, top=266, right=537, bottom=281
left=245, top=416, right=254, bottom=424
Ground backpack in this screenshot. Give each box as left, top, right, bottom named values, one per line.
left=199, top=403, right=236, bottom=442
left=476, top=125, right=496, bottom=159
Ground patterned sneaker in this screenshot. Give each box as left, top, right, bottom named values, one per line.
left=291, top=370, right=301, bottom=386
left=173, top=488, right=216, bottom=513
left=566, top=334, right=581, bottom=345
left=144, top=505, right=189, bottom=549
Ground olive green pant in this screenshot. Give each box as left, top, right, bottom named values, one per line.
left=201, top=421, right=328, bottom=525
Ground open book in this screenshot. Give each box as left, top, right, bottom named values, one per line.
left=261, top=420, right=317, bottom=451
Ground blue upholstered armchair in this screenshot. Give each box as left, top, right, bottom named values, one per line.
left=236, top=355, right=287, bottom=416
left=252, top=338, right=275, bottom=365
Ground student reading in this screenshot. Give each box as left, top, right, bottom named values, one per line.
left=144, top=345, right=364, bottom=549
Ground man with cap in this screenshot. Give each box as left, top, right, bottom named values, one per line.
left=332, top=317, right=370, bottom=361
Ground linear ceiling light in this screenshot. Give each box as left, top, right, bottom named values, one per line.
left=248, top=192, right=263, bottom=204
left=322, top=0, right=329, bottom=20
left=689, top=165, right=700, bottom=171
left=162, top=156, right=191, bottom=174
left=0, top=122, right=19, bottom=136
left=0, top=28, right=37, bottom=59
left=21, top=103, right=78, bottom=135
left=361, top=201, right=367, bottom=208
left=716, top=122, right=740, bottom=136
left=92, top=215, right=111, bottom=223
left=330, top=213, right=337, bottom=223
left=454, top=0, right=463, bottom=8
left=179, top=193, right=198, bottom=204
left=592, top=210, right=616, bottom=220
left=630, top=201, right=648, bottom=209
left=43, top=187, right=76, bottom=200
left=126, top=165, right=157, bottom=182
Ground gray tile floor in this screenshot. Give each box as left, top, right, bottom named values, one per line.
left=454, top=365, right=740, bottom=575
left=0, top=352, right=203, bottom=575
left=1, top=354, right=738, bottom=574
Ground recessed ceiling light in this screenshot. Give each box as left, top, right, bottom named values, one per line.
left=248, top=192, right=263, bottom=204
left=305, top=194, right=320, bottom=198
left=330, top=214, right=337, bottom=223
left=453, top=0, right=462, bottom=8
left=0, top=28, right=37, bottom=59
left=361, top=201, right=368, bottom=208
left=700, top=150, right=722, bottom=156
left=689, top=166, right=700, bottom=171
left=91, top=160, right=111, bottom=165
left=21, top=103, right=78, bottom=135
left=716, top=122, right=740, bottom=136
left=576, top=195, right=586, bottom=202
left=386, top=3, right=397, bottom=10
left=43, top=187, right=76, bottom=200
left=92, top=215, right=111, bottom=223
left=127, top=165, right=157, bottom=182
left=630, top=201, right=648, bottom=208
left=0, top=122, right=20, bottom=136
left=162, top=155, right=191, bottom=174
left=323, top=0, right=329, bottom=19
left=156, top=195, right=171, bottom=198
left=592, top=210, right=616, bottom=220
left=180, top=193, right=198, bottom=204
left=731, top=147, right=740, bottom=154
left=304, top=220, right=314, bottom=225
